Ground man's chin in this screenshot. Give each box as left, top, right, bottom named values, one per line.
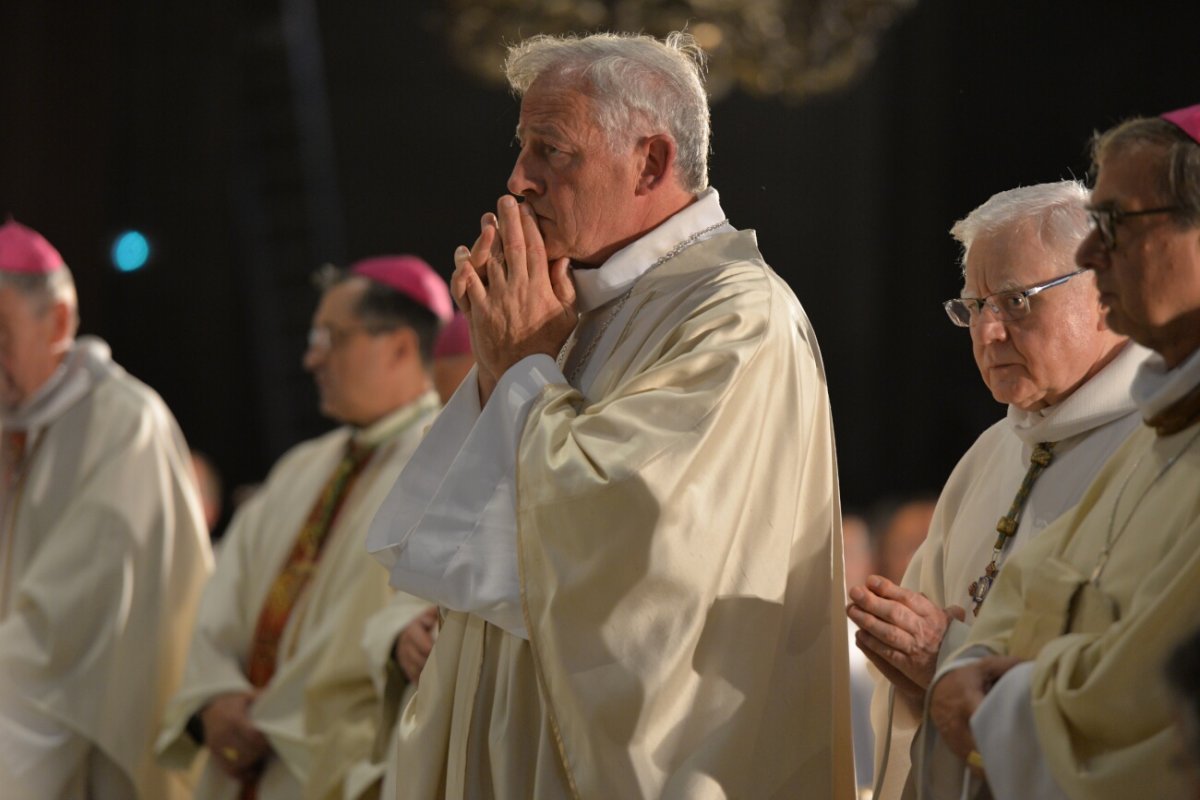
left=317, top=396, right=340, bottom=421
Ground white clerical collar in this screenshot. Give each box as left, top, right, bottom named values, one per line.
left=571, top=187, right=733, bottom=314
left=1131, top=343, right=1200, bottom=421
left=351, top=389, right=441, bottom=448
left=1006, top=341, right=1148, bottom=445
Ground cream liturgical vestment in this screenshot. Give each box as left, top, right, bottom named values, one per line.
left=157, top=393, right=440, bottom=800
left=369, top=190, right=855, bottom=799
left=0, top=336, right=213, bottom=800
left=869, top=342, right=1148, bottom=799
left=918, top=344, right=1200, bottom=800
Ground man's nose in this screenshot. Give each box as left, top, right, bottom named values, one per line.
left=507, top=149, right=539, bottom=198
left=302, top=344, right=323, bottom=372
left=973, top=307, right=1009, bottom=344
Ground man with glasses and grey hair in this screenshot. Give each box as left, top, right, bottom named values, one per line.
left=847, top=180, right=1149, bottom=799
left=368, top=30, right=852, bottom=799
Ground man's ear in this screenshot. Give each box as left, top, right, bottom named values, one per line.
left=388, top=326, right=419, bottom=364
left=636, top=133, right=677, bottom=194
left=48, top=301, right=74, bottom=354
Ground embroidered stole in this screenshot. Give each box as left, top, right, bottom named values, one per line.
left=239, top=437, right=377, bottom=799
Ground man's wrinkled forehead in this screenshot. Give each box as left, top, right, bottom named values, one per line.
left=514, top=77, right=595, bottom=140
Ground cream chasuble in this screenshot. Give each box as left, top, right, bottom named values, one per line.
left=918, top=346, right=1200, bottom=800
left=157, top=393, right=439, bottom=800
left=0, top=337, right=213, bottom=800
left=370, top=191, right=855, bottom=799
left=869, top=342, right=1148, bottom=800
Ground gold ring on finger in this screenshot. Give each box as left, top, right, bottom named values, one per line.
left=221, top=745, right=239, bottom=762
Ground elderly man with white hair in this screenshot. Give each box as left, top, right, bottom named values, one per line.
left=368, top=31, right=853, bottom=799
left=846, top=180, right=1148, bottom=799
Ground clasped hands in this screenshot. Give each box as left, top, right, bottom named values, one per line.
left=846, top=575, right=964, bottom=701
left=452, top=195, right=578, bottom=404
left=846, top=575, right=1024, bottom=767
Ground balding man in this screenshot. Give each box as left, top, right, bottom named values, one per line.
left=847, top=181, right=1149, bottom=798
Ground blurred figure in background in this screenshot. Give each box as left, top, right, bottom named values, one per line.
left=190, top=449, right=224, bottom=536
left=0, top=219, right=212, bottom=799
left=345, top=313, right=478, bottom=798
left=872, top=497, right=936, bottom=585
left=157, top=256, right=448, bottom=800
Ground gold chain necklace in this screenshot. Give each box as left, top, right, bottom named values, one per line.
left=556, top=219, right=729, bottom=386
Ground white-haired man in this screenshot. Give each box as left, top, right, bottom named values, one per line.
left=369, top=32, right=853, bottom=799
left=922, top=104, right=1200, bottom=799
left=846, top=181, right=1148, bottom=798
left=0, top=220, right=212, bottom=799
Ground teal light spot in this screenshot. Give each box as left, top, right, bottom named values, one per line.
left=112, top=231, right=150, bottom=272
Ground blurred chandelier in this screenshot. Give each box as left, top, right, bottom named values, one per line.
left=435, top=0, right=917, bottom=101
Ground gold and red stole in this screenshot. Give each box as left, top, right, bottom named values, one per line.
left=245, top=438, right=378, bottom=688
left=239, top=436, right=377, bottom=800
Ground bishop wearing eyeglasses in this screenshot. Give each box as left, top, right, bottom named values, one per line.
left=846, top=180, right=1148, bottom=799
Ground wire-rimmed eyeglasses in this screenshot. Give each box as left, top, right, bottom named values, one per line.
left=307, top=323, right=388, bottom=351
left=1086, top=204, right=1180, bottom=250
left=943, top=269, right=1086, bottom=327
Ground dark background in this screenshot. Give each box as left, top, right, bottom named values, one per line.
left=2, top=1, right=1194, bottom=530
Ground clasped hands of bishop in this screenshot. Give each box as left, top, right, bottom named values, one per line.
left=846, top=575, right=965, bottom=701
left=451, top=195, right=578, bottom=404
left=846, top=575, right=1026, bottom=771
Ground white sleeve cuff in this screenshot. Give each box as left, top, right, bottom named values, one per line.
left=368, top=356, right=567, bottom=640
left=971, top=661, right=1068, bottom=800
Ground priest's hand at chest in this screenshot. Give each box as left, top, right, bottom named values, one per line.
left=451, top=195, right=578, bottom=404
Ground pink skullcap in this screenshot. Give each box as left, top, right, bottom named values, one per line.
left=0, top=219, right=65, bottom=274
left=350, top=255, right=452, bottom=323
left=433, top=311, right=472, bottom=358
left=1162, top=103, right=1200, bottom=145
